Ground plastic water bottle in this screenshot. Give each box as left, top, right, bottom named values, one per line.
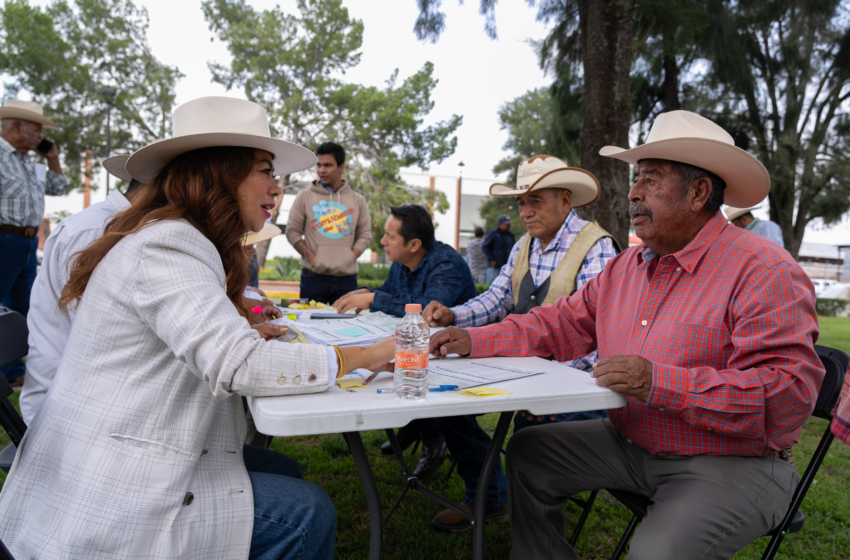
left=394, top=303, right=430, bottom=399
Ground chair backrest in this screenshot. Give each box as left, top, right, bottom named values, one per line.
left=0, top=307, right=28, bottom=446
left=813, top=345, right=848, bottom=419
left=0, top=306, right=27, bottom=371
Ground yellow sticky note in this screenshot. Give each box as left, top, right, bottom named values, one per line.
left=336, top=377, right=366, bottom=389
left=460, top=387, right=513, bottom=397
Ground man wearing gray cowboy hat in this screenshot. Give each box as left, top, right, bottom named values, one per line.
left=419, top=156, right=618, bottom=532
left=21, top=154, right=141, bottom=424
left=725, top=205, right=784, bottom=248
left=429, top=110, right=823, bottom=559
left=0, top=100, right=69, bottom=387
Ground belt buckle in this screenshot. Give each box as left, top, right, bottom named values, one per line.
left=24, top=227, right=36, bottom=238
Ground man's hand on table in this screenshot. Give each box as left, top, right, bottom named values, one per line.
left=591, top=355, right=653, bottom=402
left=333, top=291, right=375, bottom=314
left=423, top=301, right=455, bottom=327
left=429, top=327, right=471, bottom=358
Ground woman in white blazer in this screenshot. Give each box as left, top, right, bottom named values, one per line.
left=0, top=97, right=395, bottom=560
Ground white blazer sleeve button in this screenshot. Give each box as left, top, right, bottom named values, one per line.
left=277, top=376, right=286, bottom=385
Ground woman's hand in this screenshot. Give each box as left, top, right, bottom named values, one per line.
left=340, top=336, right=396, bottom=374
left=252, top=323, right=288, bottom=340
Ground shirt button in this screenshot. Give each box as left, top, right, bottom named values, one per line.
left=676, top=267, right=682, bottom=272
left=308, top=374, right=317, bottom=383
left=293, top=375, right=302, bottom=385
left=641, top=320, right=647, bottom=326
left=277, top=376, right=286, bottom=385
left=201, top=449, right=208, bottom=456
left=183, top=492, right=194, bottom=506
left=658, top=406, right=666, bottom=412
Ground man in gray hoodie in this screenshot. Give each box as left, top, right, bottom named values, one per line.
left=287, top=142, right=372, bottom=303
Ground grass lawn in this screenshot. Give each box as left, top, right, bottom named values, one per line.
left=2, top=317, right=849, bottom=558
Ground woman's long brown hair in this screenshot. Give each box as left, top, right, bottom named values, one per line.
left=59, top=146, right=260, bottom=319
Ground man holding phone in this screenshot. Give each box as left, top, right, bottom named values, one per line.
left=0, top=100, right=68, bottom=387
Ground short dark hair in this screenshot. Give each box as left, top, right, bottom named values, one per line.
left=638, top=159, right=727, bottom=215
left=390, top=205, right=435, bottom=250
left=474, top=226, right=485, bottom=237
left=126, top=178, right=143, bottom=194
left=316, top=142, right=345, bottom=166
left=669, top=161, right=726, bottom=215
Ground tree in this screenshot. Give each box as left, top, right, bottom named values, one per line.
left=204, top=0, right=459, bottom=263
left=0, top=0, right=183, bottom=191
left=415, top=0, right=635, bottom=249
left=699, top=0, right=850, bottom=257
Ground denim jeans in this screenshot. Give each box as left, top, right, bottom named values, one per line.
left=299, top=268, right=358, bottom=305
left=245, top=445, right=336, bottom=560
left=439, top=409, right=608, bottom=508
left=485, top=266, right=500, bottom=285
left=0, top=232, right=38, bottom=382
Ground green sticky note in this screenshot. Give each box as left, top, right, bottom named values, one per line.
left=335, top=326, right=372, bottom=338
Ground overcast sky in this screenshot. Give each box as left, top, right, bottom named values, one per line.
left=15, top=0, right=850, bottom=246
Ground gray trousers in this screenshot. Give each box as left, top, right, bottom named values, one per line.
left=506, top=419, right=799, bottom=560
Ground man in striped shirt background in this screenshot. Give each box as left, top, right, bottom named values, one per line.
left=420, top=156, right=619, bottom=531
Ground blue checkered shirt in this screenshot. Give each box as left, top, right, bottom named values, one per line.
left=451, top=210, right=618, bottom=371
left=0, top=136, right=69, bottom=227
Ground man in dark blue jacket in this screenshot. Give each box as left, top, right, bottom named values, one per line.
left=333, top=205, right=477, bottom=316
left=482, top=214, right=516, bottom=284
left=333, top=205, right=477, bottom=479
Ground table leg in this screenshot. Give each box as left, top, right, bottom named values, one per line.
left=472, top=411, right=514, bottom=560
left=342, top=432, right=383, bottom=560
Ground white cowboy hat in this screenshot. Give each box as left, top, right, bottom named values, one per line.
left=489, top=155, right=600, bottom=207
left=599, top=110, right=770, bottom=208
left=0, top=100, right=59, bottom=129
left=126, top=96, right=316, bottom=183
left=101, top=154, right=133, bottom=183
left=724, top=206, right=760, bottom=222
left=243, top=222, right=281, bottom=246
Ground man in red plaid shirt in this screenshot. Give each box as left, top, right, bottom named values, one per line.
left=430, top=111, right=825, bottom=560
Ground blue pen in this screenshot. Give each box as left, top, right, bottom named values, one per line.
left=377, top=385, right=458, bottom=394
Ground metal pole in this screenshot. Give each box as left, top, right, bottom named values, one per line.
left=105, top=103, right=112, bottom=194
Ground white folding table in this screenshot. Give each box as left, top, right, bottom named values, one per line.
left=248, top=356, right=626, bottom=560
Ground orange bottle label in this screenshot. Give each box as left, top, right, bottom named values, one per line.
left=395, top=350, right=429, bottom=370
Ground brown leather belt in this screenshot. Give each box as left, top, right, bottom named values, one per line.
left=0, top=224, right=39, bottom=238
left=768, top=447, right=794, bottom=464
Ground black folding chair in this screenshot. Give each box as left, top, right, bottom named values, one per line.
left=0, top=307, right=27, bottom=452
left=571, top=344, right=848, bottom=560
left=0, top=306, right=27, bottom=559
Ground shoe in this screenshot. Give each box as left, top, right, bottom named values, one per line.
left=380, top=423, right=419, bottom=455
left=431, top=502, right=509, bottom=532
left=413, top=436, right=447, bottom=479
left=9, top=376, right=24, bottom=391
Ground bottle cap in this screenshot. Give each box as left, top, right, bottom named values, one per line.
left=405, top=303, right=422, bottom=312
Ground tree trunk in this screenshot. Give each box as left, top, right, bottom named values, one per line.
left=256, top=173, right=290, bottom=267
left=574, top=0, right=635, bottom=250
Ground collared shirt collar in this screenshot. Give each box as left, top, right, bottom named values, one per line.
left=0, top=136, right=23, bottom=157
left=636, top=211, right=729, bottom=273
left=106, top=189, right=131, bottom=212
left=531, top=210, right=581, bottom=255
left=406, top=242, right=439, bottom=275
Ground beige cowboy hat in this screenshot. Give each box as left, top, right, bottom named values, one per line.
left=0, top=100, right=59, bottom=129
left=126, top=96, right=316, bottom=183
left=724, top=206, right=760, bottom=222
left=489, top=155, right=600, bottom=207
left=599, top=110, right=770, bottom=208
left=243, top=222, right=281, bottom=246
left=101, top=154, right=133, bottom=183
